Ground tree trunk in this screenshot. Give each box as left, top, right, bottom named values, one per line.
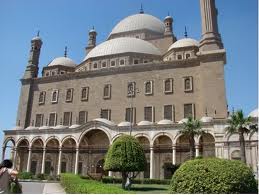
left=239, top=131, right=246, bottom=164
left=121, top=171, right=127, bottom=189
left=189, top=136, right=195, bottom=159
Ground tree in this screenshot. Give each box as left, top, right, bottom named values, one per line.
left=104, top=135, right=146, bottom=190
left=225, top=110, right=258, bottom=163
left=180, top=117, right=203, bottom=159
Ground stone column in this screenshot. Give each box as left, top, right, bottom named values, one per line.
left=57, top=147, right=62, bottom=175
left=195, top=145, right=200, bottom=157
left=41, top=147, right=46, bottom=174
left=2, top=146, right=5, bottom=161
left=74, top=147, right=79, bottom=174
left=150, top=146, right=154, bottom=179
left=12, top=147, right=17, bottom=168
left=172, top=145, right=176, bottom=165
left=26, top=147, right=32, bottom=172
left=108, top=171, right=112, bottom=177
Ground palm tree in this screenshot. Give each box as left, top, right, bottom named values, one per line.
left=226, top=110, right=258, bottom=163
left=180, top=117, right=204, bottom=159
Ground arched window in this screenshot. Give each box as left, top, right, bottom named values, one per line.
left=51, top=90, right=59, bottom=103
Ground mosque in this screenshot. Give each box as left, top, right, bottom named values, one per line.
left=2, top=0, right=258, bottom=179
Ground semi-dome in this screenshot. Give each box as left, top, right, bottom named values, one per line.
left=168, top=38, right=199, bottom=51
left=48, top=57, right=76, bottom=67
left=118, top=121, right=131, bottom=127
left=84, top=37, right=161, bottom=61
left=200, top=116, right=213, bottom=123
left=109, top=13, right=165, bottom=38
left=93, top=118, right=116, bottom=126
left=157, top=119, right=174, bottom=125
left=248, top=108, right=258, bottom=118
left=137, top=121, right=153, bottom=126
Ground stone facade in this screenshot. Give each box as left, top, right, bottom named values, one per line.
left=2, top=0, right=258, bottom=179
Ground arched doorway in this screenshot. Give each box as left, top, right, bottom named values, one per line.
left=153, top=135, right=172, bottom=179
left=31, top=138, right=44, bottom=175
left=136, top=136, right=150, bottom=179
left=79, top=129, right=109, bottom=176
left=2, top=138, right=15, bottom=161
left=16, top=139, right=29, bottom=172
left=45, top=138, right=60, bottom=175
left=61, top=138, right=76, bottom=173
left=199, top=133, right=215, bottom=157
left=176, top=135, right=191, bottom=164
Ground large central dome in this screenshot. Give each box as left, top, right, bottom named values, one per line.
left=84, top=37, right=161, bottom=61
left=108, top=13, right=165, bottom=38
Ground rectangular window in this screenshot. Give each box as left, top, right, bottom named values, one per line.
left=35, top=114, right=44, bottom=127
left=93, top=63, right=98, bottom=69
left=185, top=53, right=191, bottom=59
left=110, top=60, right=116, bottom=67
left=65, top=88, right=73, bottom=102
left=49, top=113, right=57, bottom=127
left=184, top=104, right=195, bottom=118
left=127, top=82, right=136, bottom=97
left=51, top=90, right=59, bottom=103
left=81, top=87, right=89, bottom=101
left=164, top=78, right=173, bottom=94
left=103, top=84, right=111, bottom=99
left=133, top=59, right=139, bottom=64
left=144, top=106, right=154, bottom=122
left=145, top=80, right=153, bottom=95
left=101, top=61, right=107, bottom=68
left=100, top=109, right=111, bottom=120
left=164, top=105, right=172, bottom=121
left=79, top=111, right=88, bottom=125
left=125, top=107, right=136, bottom=124
left=63, top=112, right=72, bottom=126
left=39, top=91, right=46, bottom=105
left=184, top=76, right=193, bottom=92
left=119, top=59, right=125, bottom=66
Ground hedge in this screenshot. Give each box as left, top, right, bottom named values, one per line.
left=102, top=176, right=170, bottom=185
left=60, top=173, right=126, bottom=194
left=170, top=158, right=258, bottom=194
left=18, top=172, right=33, bottom=179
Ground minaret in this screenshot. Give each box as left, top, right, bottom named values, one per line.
left=85, top=27, right=97, bottom=54
left=164, top=13, right=173, bottom=35
left=199, top=0, right=223, bottom=51
left=23, top=32, right=43, bottom=79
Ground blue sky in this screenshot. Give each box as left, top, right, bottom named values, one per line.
left=0, top=0, right=257, bottom=156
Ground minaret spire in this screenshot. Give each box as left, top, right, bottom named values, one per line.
left=184, top=26, right=188, bottom=38
left=199, top=0, right=223, bottom=51
left=64, top=46, right=68, bottom=57
left=37, top=30, right=40, bottom=37
left=139, top=3, right=144, bottom=14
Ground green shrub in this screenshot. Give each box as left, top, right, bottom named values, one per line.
left=102, top=176, right=171, bottom=185
left=18, top=172, right=33, bottom=179
left=104, top=135, right=146, bottom=172
left=170, top=158, right=258, bottom=194
left=60, top=173, right=126, bottom=194
left=36, top=173, right=46, bottom=180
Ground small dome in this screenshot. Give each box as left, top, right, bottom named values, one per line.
left=93, top=118, right=116, bottom=126
left=157, top=119, right=174, bottom=125
left=69, top=124, right=81, bottom=129
left=178, top=118, right=188, bottom=124
left=32, top=36, right=42, bottom=41
left=12, top=126, right=23, bottom=130
left=248, top=108, right=258, bottom=118
left=168, top=38, right=199, bottom=51
left=164, top=15, right=172, bottom=20
left=53, top=124, right=67, bottom=129
left=84, top=37, right=161, bottom=61
left=39, top=125, right=50, bottom=130
left=109, top=13, right=165, bottom=38
left=48, top=57, right=76, bottom=67
left=200, top=116, right=213, bottom=123
left=25, top=126, right=38, bottom=130
left=137, top=121, right=153, bottom=126
left=118, top=121, right=131, bottom=127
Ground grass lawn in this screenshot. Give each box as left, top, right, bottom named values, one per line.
left=112, top=183, right=169, bottom=194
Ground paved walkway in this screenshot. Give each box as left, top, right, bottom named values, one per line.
left=20, top=181, right=66, bottom=194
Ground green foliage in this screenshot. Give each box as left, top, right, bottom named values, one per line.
left=18, top=172, right=33, bottom=179
left=60, top=173, right=126, bottom=194
left=102, top=177, right=171, bottom=185
left=104, top=135, right=146, bottom=172
left=162, top=163, right=181, bottom=176
left=170, top=158, right=258, bottom=194
left=36, top=173, right=46, bottom=180
left=180, top=117, right=203, bottom=137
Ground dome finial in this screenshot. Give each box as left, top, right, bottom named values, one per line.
left=37, top=30, right=40, bottom=37
left=205, top=107, right=208, bottom=116
left=140, top=3, right=144, bottom=14
left=184, top=26, right=188, bottom=38
left=64, top=46, right=68, bottom=57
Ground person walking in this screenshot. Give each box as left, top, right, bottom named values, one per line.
left=0, top=159, right=18, bottom=194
